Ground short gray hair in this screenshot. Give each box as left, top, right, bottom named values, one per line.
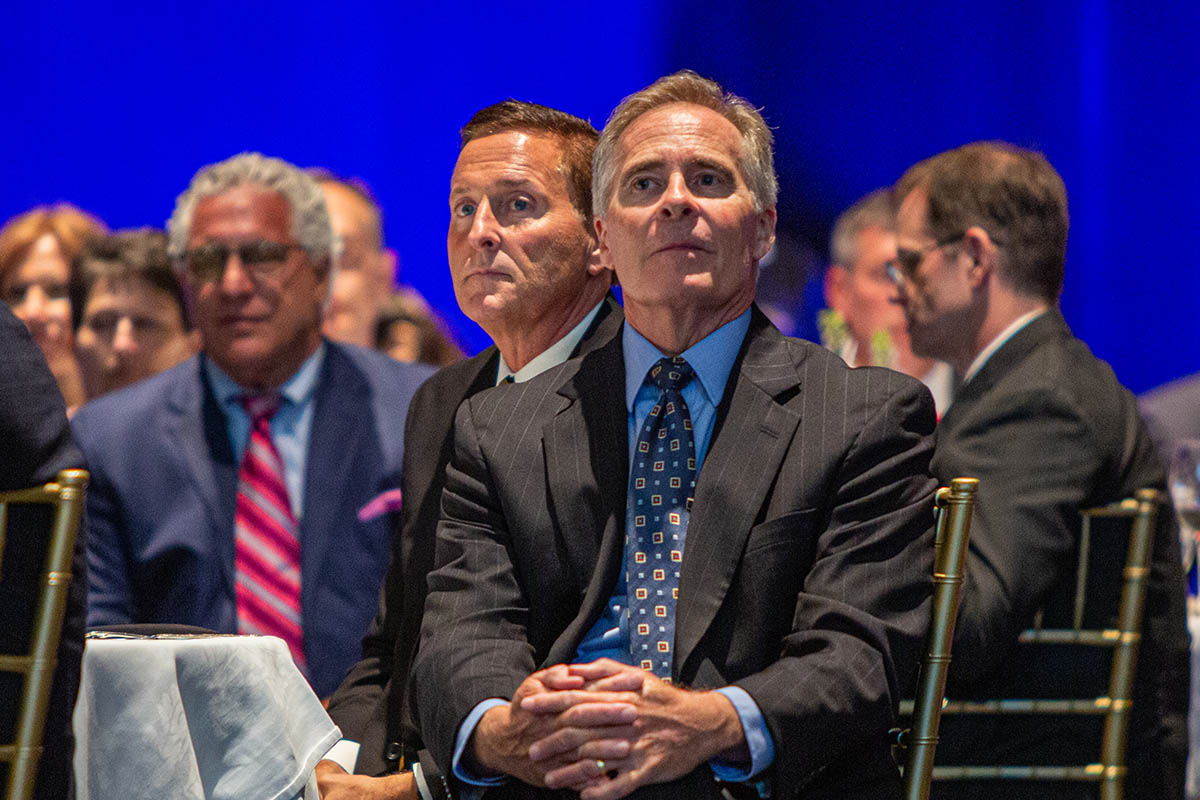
left=167, top=152, right=333, bottom=266
left=593, top=70, right=777, bottom=218
left=829, top=188, right=893, bottom=268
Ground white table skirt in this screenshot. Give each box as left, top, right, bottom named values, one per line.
left=73, top=634, right=340, bottom=800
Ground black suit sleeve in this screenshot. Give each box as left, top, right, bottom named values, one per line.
left=0, top=306, right=87, bottom=800
left=733, top=377, right=937, bottom=792
left=938, top=386, right=1104, bottom=682
left=411, top=399, right=537, bottom=773
left=326, top=358, right=490, bottom=774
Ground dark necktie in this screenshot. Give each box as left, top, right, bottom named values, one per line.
left=627, top=356, right=696, bottom=681
left=234, top=394, right=305, bottom=669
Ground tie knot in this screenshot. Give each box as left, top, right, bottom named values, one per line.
left=239, top=393, right=282, bottom=422
left=647, top=356, right=694, bottom=393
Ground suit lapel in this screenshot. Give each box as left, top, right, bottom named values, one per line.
left=675, top=311, right=803, bottom=672
left=300, top=345, right=373, bottom=594
left=944, top=308, right=1066, bottom=426
left=161, top=358, right=239, bottom=588
left=573, top=292, right=623, bottom=359
left=542, top=327, right=630, bottom=662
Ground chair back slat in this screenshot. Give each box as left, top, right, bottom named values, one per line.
left=0, top=469, right=88, bottom=800
left=0, top=501, right=9, bottom=575
left=903, top=477, right=978, bottom=800
left=1075, top=511, right=1093, bottom=629
left=1098, top=489, right=1161, bottom=800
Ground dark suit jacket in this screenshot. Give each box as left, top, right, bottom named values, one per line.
left=72, top=341, right=432, bottom=697
left=326, top=295, right=623, bottom=774
left=1140, top=370, right=1200, bottom=464
left=0, top=304, right=86, bottom=799
left=932, top=309, right=1189, bottom=800
left=412, top=308, right=939, bottom=800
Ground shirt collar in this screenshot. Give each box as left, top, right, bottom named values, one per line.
left=962, top=308, right=1046, bottom=385
left=624, top=309, right=751, bottom=412
left=496, top=301, right=604, bottom=385
left=204, top=341, right=327, bottom=409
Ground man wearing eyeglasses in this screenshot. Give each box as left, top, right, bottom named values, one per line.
left=890, top=141, right=1188, bottom=799
left=72, top=152, right=434, bottom=699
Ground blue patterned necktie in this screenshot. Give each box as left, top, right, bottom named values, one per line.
left=627, top=356, right=696, bottom=681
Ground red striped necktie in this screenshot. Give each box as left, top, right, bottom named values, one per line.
left=234, top=393, right=305, bottom=670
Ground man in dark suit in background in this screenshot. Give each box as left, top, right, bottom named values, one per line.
left=1141, top=373, right=1200, bottom=464
left=316, top=101, right=620, bottom=799
left=73, top=152, right=433, bottom=699
left=890, top=141, right=1189, bottom=799
left=412, top=71, right=937, bottom=800
left=0, top=303, right=87, bottom=799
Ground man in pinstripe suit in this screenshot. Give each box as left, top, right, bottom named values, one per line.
left=316, top=101, right=621, bottom=799
left=412, top=72, right=939, bottom=800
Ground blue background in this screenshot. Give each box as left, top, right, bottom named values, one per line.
left=5, top=1, right=1197, bottom=393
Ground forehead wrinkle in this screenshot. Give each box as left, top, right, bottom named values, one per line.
left=692, top=157, right=736, bottom=176
left=621, top=156, right=666, bottom=177
left=450, top=174, right=548, bottom=198
left=617, top=137, right=744, bottom=191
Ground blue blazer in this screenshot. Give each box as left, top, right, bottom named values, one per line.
left=73, top=341, right=432, bottom=697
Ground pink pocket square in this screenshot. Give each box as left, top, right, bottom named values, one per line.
left=357, top=488, right=404, bottom=522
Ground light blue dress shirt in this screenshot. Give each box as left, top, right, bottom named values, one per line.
left=454, top=310, right=774, bottom=785
left=203, top=344, right=326, bottom=520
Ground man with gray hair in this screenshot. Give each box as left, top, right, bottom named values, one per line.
left=823, top=188, right=954, bottom=415
left=73, top=152, right=433, bottom=697
left=412, top=71, right=937, bottom=800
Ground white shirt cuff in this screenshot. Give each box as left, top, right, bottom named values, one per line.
left=321, top=738, right=361, bottom=774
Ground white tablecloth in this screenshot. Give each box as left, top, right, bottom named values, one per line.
left=73, top=634, right=340, bottom=800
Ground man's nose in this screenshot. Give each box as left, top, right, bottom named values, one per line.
left=20, top=285, right=51, bottom=319
left=218, top=252, right=254, bottom=294
left=112, top=316, right=138, bottom=354
left=658, top=173, right=696, bottom=219
left=468, top=199, right=501, bottom=251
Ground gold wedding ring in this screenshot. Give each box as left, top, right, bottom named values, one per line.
left=596, top=760, right=606, bottom=772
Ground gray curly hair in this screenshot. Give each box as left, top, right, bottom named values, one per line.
left=167, top=152, right=334, bottom=267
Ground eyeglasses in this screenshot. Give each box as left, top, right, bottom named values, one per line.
left=182, top=241, right=306, bottom=284
left=885, top=232, right=966, bottom=286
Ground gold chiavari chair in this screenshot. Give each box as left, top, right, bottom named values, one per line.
left=896, top=477, right=978, bottom=800
left=0, top=469, right=88, bottom=800
left=931, top=488, right=1164, bottom=800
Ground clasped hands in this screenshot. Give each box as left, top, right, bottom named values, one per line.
left=471, top=658, right=748, bottom=800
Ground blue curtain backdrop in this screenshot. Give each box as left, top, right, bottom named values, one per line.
left=4, top=1, right=1197, bottom=392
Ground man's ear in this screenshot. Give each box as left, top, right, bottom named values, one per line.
left=586, top=241, right=605, bottom=277
left=594, top=218, right=616, bottom=277
left=376, top=248, right=399, bottom=292
left=825, top=265, right=849, bottom=312
left=962, top=226, right=994, bottom=288
left=753, top=208, right=777, bottom=262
